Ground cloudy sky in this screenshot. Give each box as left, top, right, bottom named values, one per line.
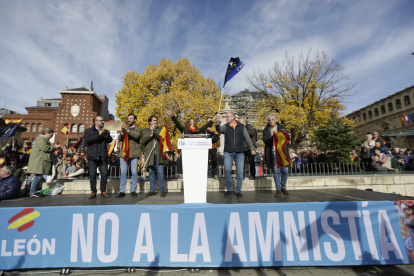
left=0, top=0, right=413, bottom=118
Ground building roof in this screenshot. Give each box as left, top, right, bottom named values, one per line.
left=40, top=98, right=61, bottom=101
left=58, top=87, right=103, bottom=103
left=66, top=87, right=90, bottom=91
left=25, top=106, right=59, bottom=109
left=347, top=85, right=414, bottom=115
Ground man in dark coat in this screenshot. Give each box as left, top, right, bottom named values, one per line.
left=262, top=114, right=290, bottom=197
left=0, top=166, right=20, bottom=200
left=239, top=118, right=257, bottom=180
left=84, top=116, right=113, bottom=199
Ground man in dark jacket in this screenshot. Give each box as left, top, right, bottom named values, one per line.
left=84, top=116, right=113, bottom=199
left=239, top=118, right=257, bottom=180
left=216, top=112, right=255, bottom=197
left=0, top=166, right=20, bottom=200
left=262, top=114, right=290, bottom=197
left=117, top=113, right=142, bottom=198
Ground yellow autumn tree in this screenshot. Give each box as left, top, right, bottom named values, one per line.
left=246, top=49, right=355, bottom=149
left=116, top=58, right=220, bottom=149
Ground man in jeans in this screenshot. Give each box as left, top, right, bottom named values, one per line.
left=141, top=116, right=168, bottom=197
left=262, top=115, right=289, bottom=197
left=116, top=113, right=142, bottom=198
left=84, top=116, right=113, bottom=199
left=215, top=112, right=255, bottom=197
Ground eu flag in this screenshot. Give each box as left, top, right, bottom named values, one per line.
left=0, top=124, right=18, bottom=142
left=223, top=57, right=245, bottom=87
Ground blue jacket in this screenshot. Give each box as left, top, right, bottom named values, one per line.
left=370, top=146, right=391, bottom=157
left=254, top=154, right=261, bottom=163
left=0, top=175, right=20, bottom=200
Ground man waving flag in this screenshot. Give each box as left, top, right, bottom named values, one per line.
left=274, top=129, right=291, bottom=168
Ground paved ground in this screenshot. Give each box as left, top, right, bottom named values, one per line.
left=2, top=265, right=414, bottom=276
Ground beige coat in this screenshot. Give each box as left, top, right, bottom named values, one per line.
left=27, top=135, right=56, bottom=175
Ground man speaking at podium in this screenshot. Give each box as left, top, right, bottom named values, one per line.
left=216, top=112, right=255, bottom=197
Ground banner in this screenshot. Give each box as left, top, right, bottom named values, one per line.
left=0, top=201, right=409, bottom=269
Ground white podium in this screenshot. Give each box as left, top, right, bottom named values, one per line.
left=177, top=138, right=212, bottom=203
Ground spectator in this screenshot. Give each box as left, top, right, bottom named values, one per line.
left=391, top=154, right=405, bottom=171
left=370, top=140, right=391, bottom=157
left=370, top=148, right=393, bottom=172
left=254, top=152, right=261, bottom=177
left=0, top=166, right=21, bottom=200
left=68, top=161, right=86, bottom=179
left=405, top=148, right=414, bottom=162
left=27, top=128, right=60, bottom=197
left=217, top=151, right=224, bottom=177
left=216, top=112, right=254, bottom=197
left=238, top=118, right=258, bottom=180
left=350, top=149, right=359, bottom=162
left=361, top=134, right=375, bottom=164
left=60, top=157, right=76, bottom=179
left=373, top=132, right=384, bottom=143
left=108, top=152, right=120, bottom=177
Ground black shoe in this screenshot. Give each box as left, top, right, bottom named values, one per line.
left=224, top=191, right=232, bottom=196
left=249, top=175, right=255, bottom=180
left=236, top=193, right=242, bottom=197
left=116, top=192, right=125, bottom=198
left=131, top=192, right=137, bottom=197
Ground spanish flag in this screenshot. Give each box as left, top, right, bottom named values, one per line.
left=159, top=123, right=173, bottom=159
left=18, top=148, right=24, bottom=153
left=121, top=130, right=129, bottom=162
left=12, top=118, right=22, bottom=124
left=4, top=119, right=12, bottom=124
left=0, top=157, right=4, bottom=166
left=266, top=82, right=273, bottom=89
left=274, top=129, right=291, bottom=168
left=108, top=140, right=117, bottom=156
left=26, top=148, right=32, bottom=155
left=61, top=124, right=69, bottom=135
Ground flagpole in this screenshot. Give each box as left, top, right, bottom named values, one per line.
left=218, top=87, right=224, bottom=113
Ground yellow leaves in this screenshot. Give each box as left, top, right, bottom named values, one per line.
left=116, top=58, right=220, bottom=150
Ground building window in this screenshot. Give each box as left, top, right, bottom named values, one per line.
left=353, top=117, right=356, bottom=120
left=368, top=111, right=372, bottom=119
left=25, top=124, right=30, bottom=132
left=71, top=124, right=77, bottom=133
left=78, top=124, right=84, bottom=133
left=388, top=102, right=393, bottom=112
left=38, top=124, right=43, bottom=132
left=374, top=108, right=379, bottom=116
left=363, top=113, right=367, bottom=120
left=45, top=103, right=51, bottom=107
left=32, top=124, right=37, bottom=132
left=404, top=96, right=411, bottom=106
left=69, top=139, right=77, bottom=147
left=380, top=105, right=386, bottom=114
left=396, top=99, right=401, bottom=108
left=384, top=127, right=389, bottom=131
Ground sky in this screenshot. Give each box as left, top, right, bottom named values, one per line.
left=0, top=0, right=413, bottom=118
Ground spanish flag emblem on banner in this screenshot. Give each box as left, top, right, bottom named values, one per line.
left=266, top=82, right=273, bottom=89
left=61, top=124, right=69, bottom=134
left=274, top=129, right=291, bottom=168
left=26, top=148, right=32, bottom=155
left=108, top=140, right=117, bottom=156
left=121, top=130, right=129, bottom=162
left=159, top=123, right=173, bottom=159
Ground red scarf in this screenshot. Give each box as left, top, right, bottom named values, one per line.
left=230, top=121, right=238, bottom=129
left=189, top=126, right=196, bottom=133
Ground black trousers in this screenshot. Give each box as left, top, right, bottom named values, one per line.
left=209, top=148, right=217, bottom=176
left=88, top=159, right=108, bottom=193
left=244, top=150, right=255, bottom=176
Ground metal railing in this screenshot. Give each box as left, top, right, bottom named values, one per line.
left=51, top=162, right=410, bottom=182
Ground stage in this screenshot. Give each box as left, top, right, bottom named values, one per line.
left=1, top=188, right=411, bottom=208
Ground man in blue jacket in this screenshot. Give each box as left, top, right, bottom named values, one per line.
left=0, top=166, right=20, bottom=200
left=84, top=116, right=113, bottom=199
left=215, top=112, right=255, bottom=197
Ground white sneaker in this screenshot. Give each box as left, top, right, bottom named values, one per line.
left=30, top=194, right=39, bottom=197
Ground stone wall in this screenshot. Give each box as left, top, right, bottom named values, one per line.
left=43, top=174, right=414, bottom=197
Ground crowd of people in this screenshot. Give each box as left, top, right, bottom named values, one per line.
left=1, top=111, right=414, bottom=201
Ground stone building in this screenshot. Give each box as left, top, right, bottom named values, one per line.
left=346, top=85, right=414, bottom=148
left=3, top=84, right=114, bottom=147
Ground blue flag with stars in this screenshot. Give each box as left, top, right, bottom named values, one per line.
left=223, top=57, right=245, bottom=87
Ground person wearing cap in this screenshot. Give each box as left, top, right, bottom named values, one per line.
left=392, top=154, right=406, bottom=171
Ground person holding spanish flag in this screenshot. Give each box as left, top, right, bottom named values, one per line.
left=262, top=114, right=291, bottom=197
left=164, top=109, right=215, bottom=174
left=116, top=113, right=142, bottom=198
